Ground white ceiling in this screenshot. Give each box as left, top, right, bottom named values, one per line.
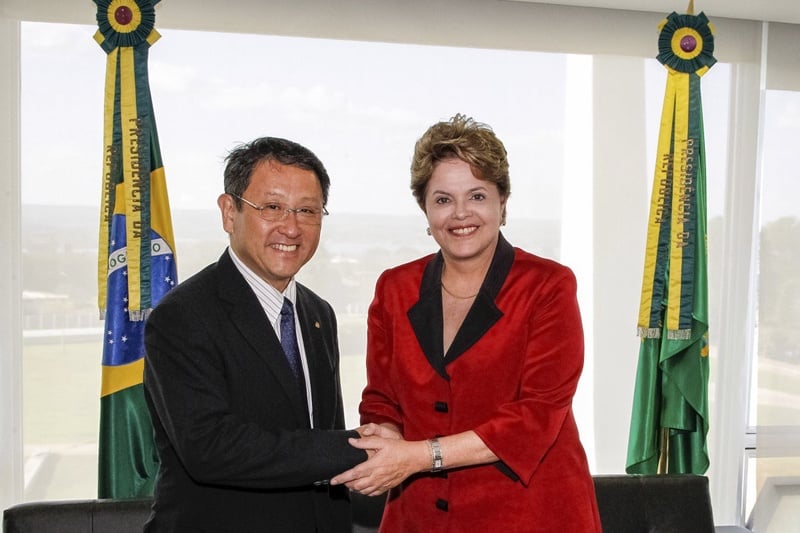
left=3, top=0, right=798, bottom=28
left=507, top=0, right=800, bottom=25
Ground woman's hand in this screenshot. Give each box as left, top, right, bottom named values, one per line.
left=356, top=422, right=402, bottom=440
left=330, top=436, right=428, bottom=496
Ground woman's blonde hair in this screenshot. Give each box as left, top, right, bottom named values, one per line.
left=410, top=114, right=510, bottom=215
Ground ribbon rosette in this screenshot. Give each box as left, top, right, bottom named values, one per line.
left=657, top=11, right=716, bottom=75
left=95, top=0, right=158, bottom=52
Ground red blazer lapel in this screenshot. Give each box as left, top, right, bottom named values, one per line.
left=407, top=233, right=515, bottom=373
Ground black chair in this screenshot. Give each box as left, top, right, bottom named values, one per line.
left=2, top=498, right=151, bottom=533
left=351, top=491, right=385, bottom=533
left=353, top=474, right=719, bottom=532
left=4, top=475, right=740, bottom=533
left=3, top=495, right=379, bottom=533
left=593, top=474, right=715, bottom=533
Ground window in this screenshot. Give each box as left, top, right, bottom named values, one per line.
left=21, top=21, right=584, bottom=499
left=755, top=89, right=800, bottom=427
left=748, top=88, right=800, bottom=532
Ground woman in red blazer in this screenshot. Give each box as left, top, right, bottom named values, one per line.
left=332, top=114, right=601, bottom=532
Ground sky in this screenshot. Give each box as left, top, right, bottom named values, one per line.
left=19, top=21, right=798, bottom=224
left=20, top=22, right=566, bottom=219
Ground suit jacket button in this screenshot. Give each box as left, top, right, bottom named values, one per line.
left=434, top=401, right=448, bottom=413
left=436, top=498, right=449, bottom=512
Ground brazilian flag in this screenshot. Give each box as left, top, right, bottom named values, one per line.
left=95, top=0, right=177, bottom=498
left=626, top=6, right=715, bottom=475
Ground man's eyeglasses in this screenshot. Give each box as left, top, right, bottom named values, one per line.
left=230, top=194, right=329, bottom=225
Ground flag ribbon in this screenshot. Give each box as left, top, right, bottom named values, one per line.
left=96, top=0, right=160, bottom=320
left=637, top=10, right=716, bottom=340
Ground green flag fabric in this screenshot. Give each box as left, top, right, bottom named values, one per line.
left=626, top=10, right=715, bottom=475
left=95, top=0, right=177, bottom=498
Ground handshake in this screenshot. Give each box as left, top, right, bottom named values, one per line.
left=330, top=423, right=423, bottom=497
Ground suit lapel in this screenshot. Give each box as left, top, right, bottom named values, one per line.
left=407, top=234, right=515, bottom=377
left=216, top=251, right=310, bottom=425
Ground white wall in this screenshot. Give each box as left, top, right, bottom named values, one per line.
left=0, top=15, right=24, bottom=513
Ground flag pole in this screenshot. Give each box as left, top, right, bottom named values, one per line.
left=657, top=427, right=669, bottom=474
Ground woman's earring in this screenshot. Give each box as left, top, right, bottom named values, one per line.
left=426, top=227, right=432, bottom=236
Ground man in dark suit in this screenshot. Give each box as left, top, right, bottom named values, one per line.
left=143, top=137, right=367, bottom=532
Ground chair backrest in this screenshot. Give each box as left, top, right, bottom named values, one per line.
left=354, top=474, right=717, bottom=532
left=351, top=491, right=385, bottom=533
left=3, top=475, right=717, bottom=533
left=593, top=474, right=716, bottom=533
left=3, top=498, right=151, bottom=533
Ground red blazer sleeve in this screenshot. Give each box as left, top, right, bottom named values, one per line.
left=473, top=266, right=585, bottom=485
